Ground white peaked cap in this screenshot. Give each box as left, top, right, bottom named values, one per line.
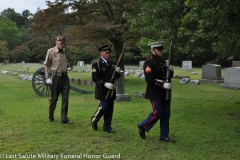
left=148, top=41, right=164, bottom=48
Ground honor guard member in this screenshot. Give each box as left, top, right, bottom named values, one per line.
left=44, top=36, right=73, bottom=124
left=91, top=44, right=121, bottom=133
left=138, top=41, right=175, bottom=142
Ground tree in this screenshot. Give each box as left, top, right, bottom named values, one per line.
left=11, top=44, right=31, bottom=63
left=0, top=18, right=21, bottom=50
left=0, top=40, right=9, bottom=60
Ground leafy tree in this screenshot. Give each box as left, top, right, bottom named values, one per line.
left=29, top=0, right=142, bottom=68
left=0, top=40, right=9, bottom=60
left=11, top=44, right=31, bottom=63
left=0, top=18, right=21, bottom=50
left=0, top=8, right=31, bottom=28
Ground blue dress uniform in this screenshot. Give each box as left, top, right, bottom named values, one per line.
left=138, top=41, right=175, bottom=142
left=91, top=44, right=120, bottom=133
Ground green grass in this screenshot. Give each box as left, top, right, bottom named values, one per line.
left=0, top=63, right=240, bottom=160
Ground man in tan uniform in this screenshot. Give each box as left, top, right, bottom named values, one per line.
left=44, top=36, right=72, bottom=124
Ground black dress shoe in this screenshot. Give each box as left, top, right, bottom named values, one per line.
left=138, top=123, right=145, bottom=139
left=160, top=138, right=176, bottom=143
left=62, top=120, right=73, bottom=124
left=49, top=119, right=54, bottom=122
left=91, top=122, right=98, bottom=130
left=104, top=129, right=115, bottom=133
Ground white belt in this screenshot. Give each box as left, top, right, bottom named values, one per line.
left=155, top=79, right=164, bottom=83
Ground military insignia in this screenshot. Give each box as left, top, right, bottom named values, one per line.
left=145, top=66, right=151, bottom=73
left=53, top=53, right=58, bottom=58
left=92, top=68, right=96, bottom=72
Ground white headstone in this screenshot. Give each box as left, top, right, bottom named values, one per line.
left=182, top=61, right=192, bottom=70
left=77, top=61, right=84, bottom=67
left=139, top=61, right=145, bottom=67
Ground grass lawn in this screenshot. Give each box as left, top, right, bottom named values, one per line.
left=0, top=63, right=239, bottom=160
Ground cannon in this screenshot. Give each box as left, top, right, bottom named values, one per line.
left=32, top=67, right=93, bottom=96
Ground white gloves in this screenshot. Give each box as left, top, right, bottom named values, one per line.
left=46, top=77, right=52, bottom=85
left=168, top=65, right=174, bottom=71
left=163, top=83, right=171, bottom=89
left=104, top=82, right=114, bottom=89
left=115, top=67, right=121, bottom=73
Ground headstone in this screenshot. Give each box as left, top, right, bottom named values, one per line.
left=134, top=72, right=142, bottom=77
left=202, top=64, right=221, bottom=80
left=182, top=61, right=192, bottom=70
left=115, top=72, right=130, bottom=101
left=220, top=67, right=240, bottom=89
left=180, top=78, right=190, bottom=84
left=224, top=67, right=240, bottom=85
left=165, top=60, right=169, bottom=66
left=77, top=61, right=84, bottom=67
left=232, top=61, right=240, bottom=67
left=22, top=61, right=25, bottom=66
left=189, top=80, right=200, bottom=85
left=139, top=61, right=145, bottom=67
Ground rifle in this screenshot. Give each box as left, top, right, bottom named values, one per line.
left=166, top=37, right=173, bottom=100
left=105, top=45, right=126, bottom=101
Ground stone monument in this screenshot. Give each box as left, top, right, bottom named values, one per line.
left=220, top=67, right=240, bottom=89
left=181, top=61, right=192, bottom=70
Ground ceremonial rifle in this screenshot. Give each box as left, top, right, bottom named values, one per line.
left=105, top=45, right=126, bottom=101
left=166, top=37, right=173, bottom=100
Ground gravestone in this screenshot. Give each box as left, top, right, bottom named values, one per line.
left=134, top=72, right=142, bottom=77
left=232, top=61, right=240, bottom=67
left=189, top=80, right=200, bottom=85
left=139, top=61, right=145, bottom=67
left=220, top=67, right=240, bottom=89
left=165, top=60, right=169, bottom=66
left=115, top=72, right=130, bottom=101
left=77, top=61, right=84, bottom=67
left=182, top=61, right=192, bottom=70
left=180, top=78, right=190, bottom=84
left=202, top=64, right=221, bottom=80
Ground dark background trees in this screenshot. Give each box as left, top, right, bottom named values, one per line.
left=0, top=0, right=240, bottom=67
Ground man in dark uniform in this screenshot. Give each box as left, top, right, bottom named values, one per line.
left=138, top=41, right=175, bottom=142
left=91, top=44, right=121, bottom=133
left=44, top=36, right=72, bottom=124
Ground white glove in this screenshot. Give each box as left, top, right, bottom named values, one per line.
left=104, top=82, right=114, bottom=89
left=115, top=67, right=121, bottom=73
left=163, top=83, right=171, bottom=89
left=46, top=77, right=52, bottom=85
left=168, top=65, right=174, bottom=71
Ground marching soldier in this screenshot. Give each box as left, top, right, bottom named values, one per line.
left=91, top=44, right=121, bottom=133
left=138, top=41, right=175, bottom=142
left=44, top=36, right=73, bottom=124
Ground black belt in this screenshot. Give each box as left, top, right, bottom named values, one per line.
left=53, top=72, right=68, bottom=76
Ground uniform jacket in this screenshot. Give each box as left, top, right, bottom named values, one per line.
left=144, top=54, right=173, bottom=101
left=92, top=58, right=120, bottom=100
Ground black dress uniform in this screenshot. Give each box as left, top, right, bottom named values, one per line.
left=138, top=41, right=175, bottom=142
left=44, top=36, right=72, bottom=124
left=91, top=44, right=120, bottom=133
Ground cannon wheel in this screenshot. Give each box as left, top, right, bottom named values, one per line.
left=32, top=67, right=51, bottom=96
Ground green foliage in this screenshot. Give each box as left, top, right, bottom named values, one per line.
left=0, top=40, right=9, bottom=58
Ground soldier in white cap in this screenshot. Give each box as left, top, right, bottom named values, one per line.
left=138, top=41, right=175, bottom=142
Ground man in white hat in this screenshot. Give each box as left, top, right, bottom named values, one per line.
left=138, top=41, right=175, bottom=142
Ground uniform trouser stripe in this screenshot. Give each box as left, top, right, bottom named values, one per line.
left=143, top=100, right=157, bottom=130
left=92, top=101, right=102, bottom=122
